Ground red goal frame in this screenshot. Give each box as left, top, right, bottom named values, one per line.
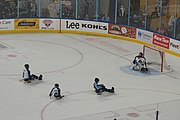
left=143, top=46, right=165, bottom=72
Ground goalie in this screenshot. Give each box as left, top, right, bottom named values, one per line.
left=130, top=52, right=148, bottom=72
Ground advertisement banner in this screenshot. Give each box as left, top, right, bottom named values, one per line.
left=153, top=34, right=170, bottom=49
left=14, top=19, right=39, bottom=29
left=40, top=19, right=60, bottom=30
left=61, top=19, right=108, bottom=34
left=169, top=38, right=180, bottom=53
left=108, top=24, right=136, bottom=38
left=61, top=19, right=78, bottom=30
left=0, top=19, right=14, bottom=30
left=136, top=29, right=152, bottom=43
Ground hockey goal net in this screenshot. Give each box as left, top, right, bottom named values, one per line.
left=143, top=46, right=171, bottom=72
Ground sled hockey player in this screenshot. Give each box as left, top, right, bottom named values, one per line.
left=49, top=83, right=64, bottom=99
left=93, top=78, right=115, bottom=95
left=130, top=52, right=148, bottom=72
left=22, top=64, right=43, bottom=83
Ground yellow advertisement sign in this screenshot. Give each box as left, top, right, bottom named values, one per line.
left=14, top=19, right=39, bottom=29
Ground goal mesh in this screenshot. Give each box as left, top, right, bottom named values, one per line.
left=143, top=46, right=171, bottom=72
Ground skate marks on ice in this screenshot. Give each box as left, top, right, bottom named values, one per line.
left=18, top=78, right=51, bottom=89
left=0, top=38, right=84, bottom=76
left=41, top=90, right=119, bottom=120
left=0, top=41, right=14, bottom=50
left=120, top=65, right=160, bottom=77
left=42, top=87, right=180, bottom=120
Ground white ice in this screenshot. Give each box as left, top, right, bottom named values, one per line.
left=0, top=33, right=180, bottom=120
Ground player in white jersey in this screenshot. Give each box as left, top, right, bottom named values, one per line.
left=131, top=52, right=148, bottom=72
left=22, top=64, right=42, bottom=82
left=93, top=78, right=114, bottom=95
left=49, top=83, right=64, bottom=99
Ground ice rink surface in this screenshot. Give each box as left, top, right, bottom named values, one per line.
left=0, top=33, right=180, bottom=120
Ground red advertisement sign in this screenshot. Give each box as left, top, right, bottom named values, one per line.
left=153, top=34, right=170, bottom=49
left=108, top=24, right=136, bottom=38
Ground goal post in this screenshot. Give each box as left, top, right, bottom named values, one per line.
left=142, top=45, right=171, bottom=72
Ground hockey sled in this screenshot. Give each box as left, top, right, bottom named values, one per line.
left=95, top=87, right=115, bottom=95
left=51, top=95, right=65, bottom=100
left=20, top=75, right=43, bottom=83
left=20, top=79, right=43, bottom=84
left=24, top=80, right=31, bottom=83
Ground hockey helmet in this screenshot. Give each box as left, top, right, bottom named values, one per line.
left=95, top=78, right=99, bottom=83
left=139, top=52, right=143, bottom=56
left=55, top=83, right=59, bottom=88
left=24, top=64, right=29, bottom=69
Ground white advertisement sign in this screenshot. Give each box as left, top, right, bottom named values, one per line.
left=169, top=38, right=180, bottom=53
left=61, top=19, right=108, bottom=34
left=0, top=19, right=14, bottom=30
left=136, top=29, right=152, bottom=43
left=40, top=19, right=60, bottom=30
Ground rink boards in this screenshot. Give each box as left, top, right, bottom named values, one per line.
left=0, top=19, right=179, bottom=57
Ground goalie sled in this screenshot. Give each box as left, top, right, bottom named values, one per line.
left=141, top=67, right=148, bottom=73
